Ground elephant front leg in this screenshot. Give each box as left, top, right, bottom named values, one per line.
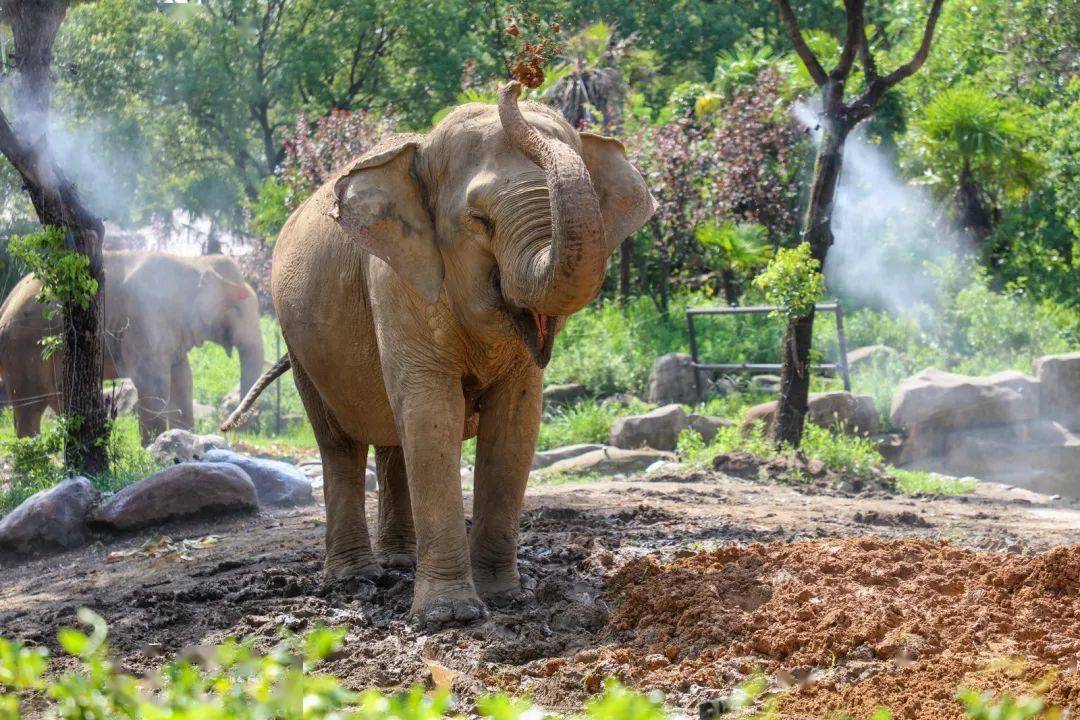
left=470, top=369, right=542, bottom=604
left=374, top=445, right=416, bottom=568
left=132, top=372, right=170, bottom=443
left=168, top=358, right=195, bottom=431
left=396, top=379, right=485, bottom=627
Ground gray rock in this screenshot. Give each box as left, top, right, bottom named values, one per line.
left=543, top=383, right=589, bottom=407
left=1033, top=352, right=1080, bottom=430
left=532, top=444, right=607, bottom=470
left=687, top=414, right=733, bottom=443
left=611, top=404, right=689, bottom=451
left=201, top=449, right=313, bottom=506
left=543, top=446, right=676, bottom=476
left=646, top=353, right=700, bottom=405
left=366, top=468, right=377, bottom=492
left=750, top=374, right=781, bottom=392
left=890, top=368, right=1040, bottom=432
left=147, top=429, right=230, bottom=463
left=93, top=463, right=258, bottom=530
left=742, top=392, right=879, bottom=436
left=0, top=477, right=98, bottom=557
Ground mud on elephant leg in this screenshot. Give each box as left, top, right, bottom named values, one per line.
left=292, top=363, right=380, bottom=582
left=168, top=358, right=195, bottom=431
left=374, top=445, right=415, bottom=568
left=396, top=378, right=485, bottom=627
left=470, top=372, right=542, bottom=605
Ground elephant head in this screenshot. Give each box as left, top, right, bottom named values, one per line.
left=332, top=81, right=656, bottom=366
left=193, top=257, right=265, bottom=399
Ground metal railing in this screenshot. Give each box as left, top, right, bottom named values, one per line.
left=685, top=301, right=851, bottom=398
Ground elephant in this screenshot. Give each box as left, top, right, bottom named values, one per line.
left=223, top=81, right=655, bottom=627
left=0, top=252, right=265, bottom=442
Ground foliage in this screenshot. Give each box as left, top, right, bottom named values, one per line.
left=752, top=243, right=825, bottom=321
left=537, top=397, right=648, bottom=452
left=8, top=227, right=99, bottom=357
left=957, top=688, right=1058, bottom=720
left=893, top=469, right=977, bottom=496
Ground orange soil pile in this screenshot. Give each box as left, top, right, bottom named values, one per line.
left=588, top=538, right=1078, bottom=718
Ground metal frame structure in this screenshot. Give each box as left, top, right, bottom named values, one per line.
left=685, top=301, right=851, bottom=398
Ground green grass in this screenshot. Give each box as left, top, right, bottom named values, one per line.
left=894, top=469, right=979, bottom=495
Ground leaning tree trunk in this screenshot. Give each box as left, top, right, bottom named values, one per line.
left=775, top=106, right=848, bottom=448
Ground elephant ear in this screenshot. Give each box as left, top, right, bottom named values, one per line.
left=579, top=132, right=658, bottom=255
left=331, top=134, right=443, bottom=304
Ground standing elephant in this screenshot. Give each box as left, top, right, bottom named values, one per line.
left=224, top=82, right=654, bottom=626
left=0, top=252, right=265, bottom=442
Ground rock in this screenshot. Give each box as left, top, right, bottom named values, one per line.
left=366, top=467, right=377, bottom=492
left=103, top=379, right=139, bottom=416
left=891, top=368, right=1040, bottom=432
left=201, top=450, right=313, bottom=506
left=147, top=429, right=230, bottom=463
left=750, top=374, right=781, bottom=392
left=741, top=392, right=879, bottom=436
left=1033, top=352, right=1080, bottom=429
left=532, top=444, right=606, bottom=470
left=939, top=421, right=1080, bottom=497
left=543, top=383, right=589, bottom=407
left=0, top=477, right=97, bottom=557
left=93, top=463, right=258, bottom=530
left=611, top=404, right=689, bottom=451
left=193, top=402, right=217, bottom=422
left=646, top=353, right=700, bottom=405
left=846, top=345, right=900, bottom=372
left=687, top=414, right=733, bottom=443
left=543, top=447, right=676, bottom=476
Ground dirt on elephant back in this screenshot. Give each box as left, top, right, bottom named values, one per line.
left=529, top=537, right=1079, bottom=718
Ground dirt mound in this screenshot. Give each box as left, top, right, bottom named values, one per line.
left=536, top=538, right=1079, bottom=717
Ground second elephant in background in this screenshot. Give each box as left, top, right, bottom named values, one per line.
left=0, top=252, right=265, bottom=442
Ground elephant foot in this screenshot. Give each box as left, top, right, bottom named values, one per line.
left=482, top=586, right=535, bottom=609
left=324, top=551, right=382, bottom=583
left=377, top=550, right=416, bottom=570
left=410, top=580, right=487, bottom=629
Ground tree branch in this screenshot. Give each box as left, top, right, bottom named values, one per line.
left=775, top=0, right=827, bottom=86
left=831, top=0, right=864, bottom=80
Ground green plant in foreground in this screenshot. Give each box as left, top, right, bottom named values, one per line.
left=752, top=242, right=825, bottom=321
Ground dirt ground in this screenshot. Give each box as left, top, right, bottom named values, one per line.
left=2, top=468, right=1078, bottom=718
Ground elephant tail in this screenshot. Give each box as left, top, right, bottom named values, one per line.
left=219, top=354, right=291, bottom=432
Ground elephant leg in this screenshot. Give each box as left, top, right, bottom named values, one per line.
left=13, top=400, right=49, bottom=438
left=374, top=445, right=415, bottom=568
left=293, top=362, right=379, bottom=581
left=395, top=377, right=484, bottom=626
left=470, top=370, right=542, bottom=603
left=132, top=372, right=170, bottom=443
left=168, top=358, right=195, bottom=431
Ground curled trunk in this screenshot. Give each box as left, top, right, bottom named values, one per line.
left=495, top=81, right=607, bottom=318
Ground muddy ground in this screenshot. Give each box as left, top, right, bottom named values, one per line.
left=2, top=468, right=1078, bottom=718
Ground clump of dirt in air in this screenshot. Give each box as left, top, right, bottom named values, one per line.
left=504, top=7, right=561, bottom=88
left=532, top=537, right=1079, bottom=717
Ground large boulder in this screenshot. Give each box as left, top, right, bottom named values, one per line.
left=845, top=345, right=900, bottom=372
left=1034, top=352, right=1080, bottom=430
left=941, top=420, right=1080, bottom=492
left=646, top=353, right=700, bottom=405
left=0, top=477, right=98, bottom=558
left=741, top=392, right=879, bottom=436
left=201, top=449, right=313, bottom=506
left=543, top=383, right=589, bottom=407
left=750, top=374, right=781, bottom=393
left=890, top=368, right=1040, bottom=432
left=532, top=444, right=606, bottom=470
left=687, top=414, right=734, bottom=443
left=147, top=429, right=230, bottom=463
left=542, top=447, right=675, bottom=476
left=93, top=463, right=258, bottom=530
left=611, top=404, right=689, bottom=451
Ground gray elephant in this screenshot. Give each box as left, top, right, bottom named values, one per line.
left=225, top=82, right=654, bottom=626
left=0, top=252, right=264, bottom=441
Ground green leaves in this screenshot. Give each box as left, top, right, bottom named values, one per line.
left=752, top=242, right=825, bottom=322
left=8, top=226, right=99, bottom=319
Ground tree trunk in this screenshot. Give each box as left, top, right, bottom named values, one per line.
left=0, top=0, right=109, bottom=473
left=774, top=103, right=848, bottom=448
left=957, top=157, right=993, bottom=244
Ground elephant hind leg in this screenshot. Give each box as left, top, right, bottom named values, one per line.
left=374, top=445, right=415, bottom=568
left=13, top=399, right=49, bottom=437
left=292, top=361, right=379, bottom=581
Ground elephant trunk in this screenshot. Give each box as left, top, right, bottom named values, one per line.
left=495, top=81, right=607, bottom=319
left=237, top=334, right=265, bottom=402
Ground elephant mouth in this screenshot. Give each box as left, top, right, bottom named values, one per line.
left=512, top=308, right=558, bottom=368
